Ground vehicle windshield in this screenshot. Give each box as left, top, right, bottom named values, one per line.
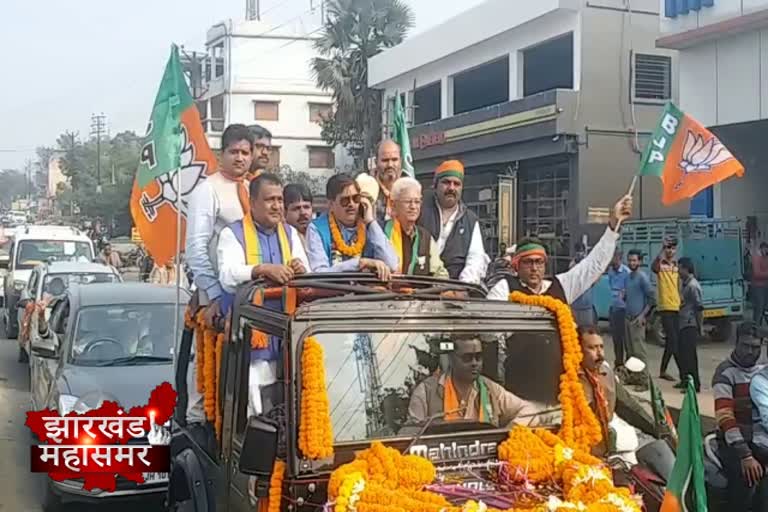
left=16, top=240, right=93, bottom=269
left=70, top=304, right=181, bottom=366
left=309, top=329, right=563, bottom=444
left=41, top=272, right=120, bottom=300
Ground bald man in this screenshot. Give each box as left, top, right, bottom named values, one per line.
left=374, top=139, right=402, bottom=221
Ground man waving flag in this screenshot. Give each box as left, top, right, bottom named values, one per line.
left=130, top=45, right=217, bottom=266
left=660, top=377, right=708, bottom=512
left=638, top=102, right=744, bottom=205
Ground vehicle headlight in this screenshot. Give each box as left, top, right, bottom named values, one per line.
left=13, top=280, right=26, bottom=291
left=58, top=394, right=79, bottom=416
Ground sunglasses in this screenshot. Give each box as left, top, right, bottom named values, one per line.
left=460, top=352, right=483, bottom=363
left=338, top=194, right=361, bottom=208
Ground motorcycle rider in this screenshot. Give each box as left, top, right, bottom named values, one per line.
left=713, top=321, right=768, bottom=509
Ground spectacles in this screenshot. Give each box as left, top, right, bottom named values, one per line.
left=519, top=258, right=546, bottom=268
left=338, top=194, right=361, bottom=207
left=396, top=199, right=422, bottom=206
left=460, top=352, right=483, bottom=363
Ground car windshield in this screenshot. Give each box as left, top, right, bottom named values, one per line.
left=42, top=272, right=120, bottom=300
left=308, top=329, right=563, bottom=444
left=70, top=304, right=182, bottom=366
left=16, top=240, right=93, bottom=269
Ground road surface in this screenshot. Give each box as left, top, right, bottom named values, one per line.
left=0, top=334, right=164, bottom=512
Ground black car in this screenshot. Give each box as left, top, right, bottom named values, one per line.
left=30, top=282, right=189, bottom=511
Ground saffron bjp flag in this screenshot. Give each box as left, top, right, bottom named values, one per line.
left=393, top=93, right=414, bottom=177
left=129, top=45, right=217, bottom=266
left=659, top=378, right=708, bottom=512
left=638, top=102, right=744, bottom=205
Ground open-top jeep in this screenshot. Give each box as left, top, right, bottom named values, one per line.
left=169, top=274, right=664, bottom=512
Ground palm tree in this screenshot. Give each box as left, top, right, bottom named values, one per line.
left=312, top=0, right=414, bottom=167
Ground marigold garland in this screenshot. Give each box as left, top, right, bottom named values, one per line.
left=193, top=310, right=206, bottom=394
left=329, top=212, right=366, bottom=257
left=508, top=292, right=602, bottom=452
left=298, top=337, right=334, bottom=459
left=267, top=459, right=286, bottom=512
left=497, top=426, right=554, bottom=483
left=214, top=332, right=225, bottom=439
left=203, top=327, right=217, bottom=421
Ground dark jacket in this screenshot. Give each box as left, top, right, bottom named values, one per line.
left=419, top=191, right=479, bottom=280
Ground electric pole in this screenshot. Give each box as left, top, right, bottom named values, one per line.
left=25, top=159, right=33, bottom=202
left=90, top=113, right=107, bottom=194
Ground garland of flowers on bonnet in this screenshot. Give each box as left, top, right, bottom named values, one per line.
left=290, top=293, right=640, bottom=511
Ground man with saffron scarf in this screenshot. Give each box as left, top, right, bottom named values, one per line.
left=306, top=173, right=398, bottom=280
left=185, top=124, right=254, bottom=432
left=385, top=177, right=448, bottom=277
left=407, top=335, right=534, bottom=428
left=578, top=325, right=617, bottom=456
left=217, top=173, right=309, bottom=416
left=487, top=194, right=632, bottom=302
left=373, top=139, right=402, bottom=221
left=419, top=160, right=489, bottom=284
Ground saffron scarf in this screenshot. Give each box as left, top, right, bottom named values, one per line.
left=242, top=215, right=293, bottom=349
left=384, top=219, right=420, bottom=274
left=583, top=368, right=611, bottom=449
left=443, top=376, right=492, bottom=423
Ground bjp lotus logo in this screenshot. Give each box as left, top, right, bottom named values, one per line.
left=679, top=131, right=735, bottom=174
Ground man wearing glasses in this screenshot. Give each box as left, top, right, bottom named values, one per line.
left=306, top=173, right=398, bottom=280
left=247, top=125, right=273, bottom=177
left=384, top=177, right=448, bottom=277
left=487, top=195, right=633, bottom=303
left=407, top=335, right=534, bottom=427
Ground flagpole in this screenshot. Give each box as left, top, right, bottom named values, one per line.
left=173, top=167, right=182, bottom=378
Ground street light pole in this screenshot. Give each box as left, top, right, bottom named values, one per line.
left=90, top=113, right=107, bottom=194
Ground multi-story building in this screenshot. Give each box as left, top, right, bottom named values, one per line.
left=657, top=0, right=768, bottom=225
left=369, top=0, right=680, bottom=269
left=195, top=18, right=352, bottom=186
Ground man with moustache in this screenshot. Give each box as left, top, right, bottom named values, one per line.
left=407, top=335, right=534, bottom=427
left=247, top=124, right=273, bottom=177
left=487, top=195, right=632, bottom=303
left=578, top=326, right=617, bottom=456
left=714, top=322, right=768, bottom=508
left=184, top=124, right=254, bottom=434
left=419, top=160, right=489, bottom=284
left=306, top=173, right=398, bottom=280
left=373, top=139, right=402, bottom=221
left=283, top=183, right=313, bottom=250
left=217, top=173, right=309, bottom=416
left=385, top=177, right=447, bottom=277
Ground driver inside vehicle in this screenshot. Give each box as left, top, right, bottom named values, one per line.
left=406, top=334, right=538, bottom=428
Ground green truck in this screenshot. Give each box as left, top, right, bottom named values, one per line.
left=594, top=218, right=745, bottom=341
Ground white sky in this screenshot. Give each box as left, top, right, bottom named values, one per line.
left=0, top=0, right=484, bottom=170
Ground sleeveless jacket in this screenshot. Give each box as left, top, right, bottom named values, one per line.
left=505, top=275, right=568, bottom=302
left=418, top=192, right=479, bottom=280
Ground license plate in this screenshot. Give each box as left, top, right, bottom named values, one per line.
left=703, top=309, right=727, bottom=318
left=141, top=472, right=168, bottom=485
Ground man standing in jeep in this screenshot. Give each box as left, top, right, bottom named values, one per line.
left=487, top=194, right=632, bottom=303
left=407, top=335, right=534, bottom=428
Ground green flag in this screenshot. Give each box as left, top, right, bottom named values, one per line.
left=660, top=378, right=707, bottom=512
left=393, top=93, right=414, bottom=178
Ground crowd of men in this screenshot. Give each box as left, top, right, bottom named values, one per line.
left=179, top=122, right=633, bottom=451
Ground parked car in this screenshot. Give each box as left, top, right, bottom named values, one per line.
left=16, top=261, right=122, bottom=364
left=29, top=282, right=189, bottom=511
left=1, top=225, right=94, bottom=338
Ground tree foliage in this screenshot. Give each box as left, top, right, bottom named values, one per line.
left=55, top=130, right=142, bottom=231
left=273, top=165, right=327, bottom=195
left=312, top=0, right=414, bottom=166
left=0, top=169, right=28, bottom=208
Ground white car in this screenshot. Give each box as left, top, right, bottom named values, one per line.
left=1, top=225, right=95, bottom=339
left=17, top=261, right=121, bottom=364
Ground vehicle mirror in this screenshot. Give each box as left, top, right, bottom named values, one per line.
left=239, top=417, right=278, bottom=478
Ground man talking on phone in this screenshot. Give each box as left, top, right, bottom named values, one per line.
left=306, top=173, right=398, bottom=280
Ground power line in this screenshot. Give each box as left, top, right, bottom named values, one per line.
left=90, top=113, right=107, bottom=194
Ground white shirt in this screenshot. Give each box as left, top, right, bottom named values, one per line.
left=185, top=172, right=247, bottom=302
left=437, top=205, right=489, bottom=285
left=217, top=223, right=310, bottom=294
left=487, top=227, right=620, bottom=302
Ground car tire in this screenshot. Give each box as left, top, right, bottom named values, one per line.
left=42, top=480, right=62, bottom=512
left=710, top=319, right=733, bottom=343
left=4, top=308, right=19, bottom=339
left=17, top=343, right=28, bottom=363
